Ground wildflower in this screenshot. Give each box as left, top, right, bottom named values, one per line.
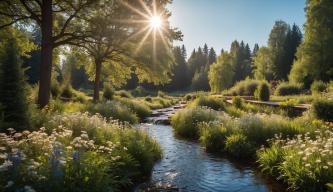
left=316, top=159, right=322, bottom=163
left=0, top=160, right=13, bottom=171
left=24, top=185, right=36, bottom=192
left=323, top=166, right=329, bottom=169
left=305, top=164, right=311, bottom=167
left=5, top=181, right=14, bottom=188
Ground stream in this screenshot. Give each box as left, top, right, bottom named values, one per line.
left=135, top=104, right=283, bottom=192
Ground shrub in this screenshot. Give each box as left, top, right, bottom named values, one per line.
left=50, top=80, right=61, bottom=98
left=311, top=80, right=327, bottom=94
left=61, top=83, right=74, bottom=99
left=189, top=96, right=225, bottom=111
left=274, top=82, right=302, bottom=96
left=232, top=96, right=243, bottom=108
left=157, top=90, right=166, bottom=98
left=312, top=99, right=333, bottom=122
left=199, top=122, right=230, bottom=152
left=117, top=98, right=152, bottom=119
left=184, top=94, right=192, bottom=101
left=228, top=79, right=261, bottom=96
left=144, top=97, right=152, bottom=102
left=117, top=90, right=132, bottom=98
left=131, top=86, right=151, bottom=97
left=103, top=84, right=115, bottom=101
left=254, top=82, right=270, bottom=101
left=224, top=133, right=255, bottom=159
left=171, top=107, right=220, bottom=139
left=86, top=101, right=138, bottom=124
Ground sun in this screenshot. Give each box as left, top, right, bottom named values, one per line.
left=149, top=16, right=162, bottom=28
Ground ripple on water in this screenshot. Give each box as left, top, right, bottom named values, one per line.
left=136, top=123, right=283, bottom=192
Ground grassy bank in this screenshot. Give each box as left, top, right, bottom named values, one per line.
left=171, top=95, right=333, bottom=191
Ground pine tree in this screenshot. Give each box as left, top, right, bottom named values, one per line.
left=252, top=43, right=259, bottom=56
left=208, top=47, right=217, bottom=65
left=0, top=38, right=28, bottom=131
left=268, top=20, right=290, bottom=80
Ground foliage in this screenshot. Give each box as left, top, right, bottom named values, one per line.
left=189, top=96, right=225, bottom=111
left=103, top=84, right=115, bottom=101
left=274, top=82, right=302, bottom=96
left=208, top=52, right=235, bottom=92
left=51, top=80, right=61, bottom=98
left=0, top=38, right=29, bottom=131
left=312, top=99, right=333, bottom=122
left=157, top=91, right=166, bottom=98
left=254, top=82, right=270, bottom=101
left=232, top=96, right=243, bottom=108
left=225, top=133, right=255, bottom=159
left=311, top=81, right=327, bottom=94
left=289, top=0, right=333, bottom=86
left=86, top=101, right=138, bottom=124
left=171, top=107, right=220, bottom=139
left=199, top=122, right=230, bottom=152
left=253, top=47, right=274, bottom=80
left=116, top=98, right=152, bottom=119
left=258, top=129, right=333, bottom=191
left=227, top=79, right=261, bottom=96
left=0, top=113, right=161, bottom=192
left=117, top=90, right=133, bottom=98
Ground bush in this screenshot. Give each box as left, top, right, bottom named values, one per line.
left=199, top=122, right=230, bottom=152
left=274, top=82, right=302, bottom=96
left=171, top=107, right=220, bottom=139
left=312, top=99, right=333, bottom=122
left=50, top=80, right=61, bottom=98
left=254, top=82, right=270, bottom=101
left=189, top=96, right=225, bottom=111
left=60, top=83, right=74, bottom=98
left=224, top=133, right=255, bottom=159
left=131, top=86, right=151, bottom=97
left=117, top=90, right=132, bottom=98
left=86, top=101, right=138, bottom=124
left=117, top=98, right=152, bottom=119
left=311, top=80, right=327, bottom=94
left=144, top=97, right=152, bottom=102
left=232, top=96, right=243, bottom=108
left=184, top=94, right=192, bottom=101
left=228, top=79, right=261, bottom=96
left=157, top=90, right=166, bottom=98
left=0, top=113, right=161, bottom=192
left=103, top=84, right=115, bottom=100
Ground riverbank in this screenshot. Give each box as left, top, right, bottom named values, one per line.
left=135, top=103, right=284, bottom=191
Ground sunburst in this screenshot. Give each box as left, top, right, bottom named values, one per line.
left=120, top=0, right=170, bottom=57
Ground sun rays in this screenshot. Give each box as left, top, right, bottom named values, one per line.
left=120, top=0, right=171, bottom=58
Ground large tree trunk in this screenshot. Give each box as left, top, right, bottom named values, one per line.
left=38, top=0, right=53, bottom=108
left=93, top=59, right=102, bottom=103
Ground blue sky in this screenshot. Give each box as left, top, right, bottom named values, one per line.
left=168, top=0, right=306, bottom=55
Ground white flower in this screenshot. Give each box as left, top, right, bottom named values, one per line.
left=0, top=160, right=13, bottom=172
left=323, top=166, right=329, bottom=169
left=24, top=185, right=36, bottom=192
left=5, top=181, right=14, bottom=188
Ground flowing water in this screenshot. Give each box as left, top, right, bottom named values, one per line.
left=135, top=105, right=283, bottom=192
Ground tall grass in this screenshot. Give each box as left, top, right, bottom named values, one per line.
left=171, top=107, right=221, bottom=139
left=188, top=96, right=225, bottom=111
left=86, top=101, right=139, bottom=124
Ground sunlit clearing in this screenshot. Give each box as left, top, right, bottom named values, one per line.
left=150, top=16, right=162, bottom=28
